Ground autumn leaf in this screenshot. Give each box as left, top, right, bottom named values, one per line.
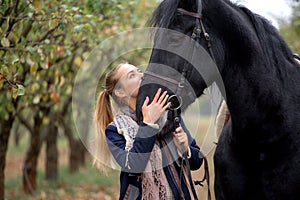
left=0, top=66, right=9, bottom=79
left=74, top=56, right=82, bottom=67
left=50, top=85, right=60, bottom=103
left=34, top=0, right=43, bottom=12
left=12, top=87, right=18, bottom=99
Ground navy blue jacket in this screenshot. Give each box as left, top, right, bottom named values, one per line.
left=105, top=120, right=203, bottom=200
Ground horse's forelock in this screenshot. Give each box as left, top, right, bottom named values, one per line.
left=149, top=0, right=181, bottom=28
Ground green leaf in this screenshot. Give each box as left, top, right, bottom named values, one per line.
left=61, top=4, right=68, bottom=9
left=74, top=25, right=83, bottom=33
left=59, top=21, right=66, bottom=30
left=73, top=14, right=82, bottom=20
left=11, top=55, right=19, bottom=64
left=1, top=37, right=10, bottom=47
left=17, top=84, right=25, bottom=96
left=2, top=66, right=9, bottom=76
left=28, top=12, right=34, bottom=18
left=27, top=46, right=36, bottom=54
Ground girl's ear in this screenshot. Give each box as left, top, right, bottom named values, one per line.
left=113, top=89, right=126, bottom=99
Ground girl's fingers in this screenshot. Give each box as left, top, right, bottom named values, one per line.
left=152, top=88, right=162, bottom=103
left=175, top=127, right=182, bottom=133
left=157, top=91, right=167, bottom=104
left=142, top=96, right=149, bottom=108
left=161, top=93, right=169, bottom=105
left=163, top=102, right=171, bottom=110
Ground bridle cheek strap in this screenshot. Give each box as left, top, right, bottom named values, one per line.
left=177, top=6, right=216, bottom=63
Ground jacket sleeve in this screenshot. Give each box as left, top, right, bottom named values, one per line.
left=180, top=118, right=204, bottom=170
left=105, top=122, right=158, bottom=173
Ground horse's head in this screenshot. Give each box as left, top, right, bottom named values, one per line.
left=136, top=0, right=224, bottom=130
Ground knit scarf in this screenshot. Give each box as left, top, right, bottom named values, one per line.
left=114, top=107, right=195, bottom=200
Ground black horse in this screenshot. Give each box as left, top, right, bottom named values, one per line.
left=136, top=0, right=300, bottom=199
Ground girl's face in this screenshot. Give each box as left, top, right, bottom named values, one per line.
left=114, top=63, right=143, bottom=100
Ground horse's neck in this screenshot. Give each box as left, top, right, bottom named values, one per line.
left=210, top=1, right=300, bottom=144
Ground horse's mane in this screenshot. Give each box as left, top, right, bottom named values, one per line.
left=238, top=6, right=295, bottom=66
left=149, top=0, right=180, bottom=28
left=150, top=0, right=294, bottom=65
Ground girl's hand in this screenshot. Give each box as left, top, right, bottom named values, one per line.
left=142, top=88, right=171, bottom=124
left=173, top=126, right=189, bottom=153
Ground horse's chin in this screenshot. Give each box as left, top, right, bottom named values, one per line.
left=156, top=110, right=180, bottom=139
left=157, top=119, right=175, bottom=140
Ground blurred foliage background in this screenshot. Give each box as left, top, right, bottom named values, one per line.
left=0, top=0, right=299, bottom=199
left=0, top=0, right=157, bottom=199
left=280, top=0, right=300, bottom=52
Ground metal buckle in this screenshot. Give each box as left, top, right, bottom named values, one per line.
left=167, top=95, right=182, bottom=111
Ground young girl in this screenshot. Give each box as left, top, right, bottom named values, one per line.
left=94, top=63, right=203, bottom=200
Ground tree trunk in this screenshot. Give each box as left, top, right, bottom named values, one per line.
left=14, top=122, right=21, bottom=146
left=0, top=117, right=14, bottom=200
left=61, top=118, right=86, bottom=173
left=58, top=94, right=86, bottom=172
left=45, top=115, right=58, bottom=180
left=70, top=140, right=87, bottom=172
left=23, top=113, right=42, bottom=194
left=77, top=125, right=87, bottom=167
left=78, top=143, right=86, bottom=167
left=70, top=140, right=81, bottom=172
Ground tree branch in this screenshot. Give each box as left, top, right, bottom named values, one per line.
left=36, top=23, right=61, bottom=45
left=18, top=0, right=33, bottom=14
left=0, top=3, right=13, bottom=26
left=18, top=15, right=35, bottom=42
left=5, top=0, right=20, bottom=38
left=16, top=112, right=33, bottom=134
left=0, top=47, right=29, bottom=52
left=0, top=16, right=63, bottom=21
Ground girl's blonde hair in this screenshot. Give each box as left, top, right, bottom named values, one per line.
left=93, top=63, right=125, bottom=173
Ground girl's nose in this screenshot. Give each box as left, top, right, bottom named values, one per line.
left=139, top=72, right=144, bottom=79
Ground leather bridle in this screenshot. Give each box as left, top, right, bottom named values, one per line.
left=177, top=0, right=215, bottom=62
left=144, top=0, right=216, bottom=108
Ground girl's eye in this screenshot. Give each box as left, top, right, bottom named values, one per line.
left=129, top=73, right=135, bottom=79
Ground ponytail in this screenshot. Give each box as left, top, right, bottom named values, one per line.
left=96, top=91, right=113, bottom=133
left=94, top=91, right=117, bottom=173
left=93, top=63, right=125, bottom=173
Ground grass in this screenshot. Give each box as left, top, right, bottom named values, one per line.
left=5, top=132, right=120, bottom=200
left=5, top=162, right=120, bottom=200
